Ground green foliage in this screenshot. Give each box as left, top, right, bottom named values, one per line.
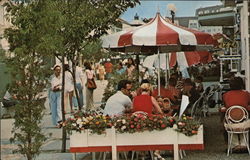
left=0, top=45, right=5, bottom=61
left=3, top=1, right=52, bottom=159
left=174, top=115, right=201, bottom=136
left=3, top=0, right=140, bottom=156
left=81, top=40, right=105, bottom=62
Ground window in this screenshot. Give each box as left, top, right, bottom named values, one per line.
left=198, top=11, right=203, bottom=15
left=204, top=10, right=210, bottom=14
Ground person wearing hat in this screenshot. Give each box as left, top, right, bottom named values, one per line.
left=50, top=64, right=62, bottom=128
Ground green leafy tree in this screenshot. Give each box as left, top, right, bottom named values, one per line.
left=3, top=1, right=53, bottom=159
left=4, top=0, right=140, bottom=154
left=81, top=40, right=106, bottom=62
left=39, top=0, right=140, bottom=151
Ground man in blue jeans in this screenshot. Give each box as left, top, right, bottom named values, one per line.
left=75, top=63, right=85, bottom=108
left=50, top=64, right=62, bottom=128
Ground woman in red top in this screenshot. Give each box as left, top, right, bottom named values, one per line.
left=133, top=83, right=163, bottom=115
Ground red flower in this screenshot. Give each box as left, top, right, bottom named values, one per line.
left=137, top=125, right=141, bottom=129
left=161, top=124, right=166, bottom=128
left=107, top=123, right=112, bottom=127
left=134, top=118, right=138, bottom=122
left=130, top=125, right=135, bottom=128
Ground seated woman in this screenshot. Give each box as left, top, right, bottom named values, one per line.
left=133, top=83, right=163, bottom=115
left=157, top=97, right=173, bottom=116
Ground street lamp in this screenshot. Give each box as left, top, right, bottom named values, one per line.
left=167, top=4, right=177, bottom=23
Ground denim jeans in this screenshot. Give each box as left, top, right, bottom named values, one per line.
left=50, top=91, right=62, bottom=126
left=76, top=83, right=84, bottom=107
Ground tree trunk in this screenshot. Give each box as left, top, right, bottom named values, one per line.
left=61, top=55, right=67, bottom=152
left=71, top=61, right=81, bottom=110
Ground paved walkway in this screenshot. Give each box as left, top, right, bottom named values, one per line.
left=1, top=80, right=107, bottom=160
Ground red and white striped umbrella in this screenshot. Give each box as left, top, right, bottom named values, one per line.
left=169, top=51, right=213, bottom=68
left=143, top=51, right=213, bottom=69
left=102, top=13, right=216, bottom=53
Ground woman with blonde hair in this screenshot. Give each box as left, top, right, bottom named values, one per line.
left=133, top=83, right=163, bottom=115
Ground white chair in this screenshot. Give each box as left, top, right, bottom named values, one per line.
left=224, top=105, right=250, bottom=156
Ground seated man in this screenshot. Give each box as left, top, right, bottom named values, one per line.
left=103, top=80, right=133, bottom=117
left=181, top=78, right=200, bottom=115
left=222, top=77, right=250, bottom=111
left=222, top=77, right=250, bottom=152
left=167, top=77, right=181, bottom=104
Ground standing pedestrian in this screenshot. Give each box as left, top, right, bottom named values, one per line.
left=50, top=64, right=62, bottom=128
left=98, top=64, right=106, bottom=81
left=126, top=58, right=135, bottom=79
left=64, top=64, right=74, bottom=113
left=75, top=62, right=85, bottom=108
left=104, top=59, right=113, bottom=79
left=84, top=61, right=95, bottom=110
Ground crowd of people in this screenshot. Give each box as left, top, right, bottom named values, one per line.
left=48, top=58, right=138, bottom=128
left=95, top=58, right=136, bottom=80
left=103, top=72, right=205, bottom=118
left=49, top=61, right=96, bottom=128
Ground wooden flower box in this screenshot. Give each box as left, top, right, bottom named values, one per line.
left=70, top=126, right=203, bottom=160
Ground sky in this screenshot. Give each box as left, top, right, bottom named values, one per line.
left=121, top=0, right=222, bottom=22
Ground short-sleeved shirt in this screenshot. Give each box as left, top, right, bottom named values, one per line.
left=65, top=71, right=74, bottom=92
left=86, top=69, right=94, bottom=79
left=75, top=66, right=84, bottom=84
left=103, top=91, right=132, bottom=117
left=223, top=90, right=250, bottom=109
left=104, top=62, right=113, bottom=73
left=51, top=75, right=62, bottom=91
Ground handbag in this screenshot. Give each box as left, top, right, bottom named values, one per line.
left=86, top=78, right=97, bottom=90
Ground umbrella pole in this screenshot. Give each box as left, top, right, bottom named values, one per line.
left=158, top=48, right=161, bottom=97
left=136, top=54, right=140, bottom=82
left=166, top=53, right=170, bottom=85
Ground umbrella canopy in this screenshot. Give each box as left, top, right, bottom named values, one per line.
left=169, top=51, right=213, bottom=68
left=143, top=51, right=213, bottom=69
left=102, top=13, right=216, bottom=53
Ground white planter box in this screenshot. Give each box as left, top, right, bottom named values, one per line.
left=70, top=126, right=203, bottom=160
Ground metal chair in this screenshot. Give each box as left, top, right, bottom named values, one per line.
left=224, top=105, right=250, bottom=156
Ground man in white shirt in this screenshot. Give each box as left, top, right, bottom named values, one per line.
left=50, top=64, right=62, bottom=127
left=103, top=80, right=133, bottom=117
